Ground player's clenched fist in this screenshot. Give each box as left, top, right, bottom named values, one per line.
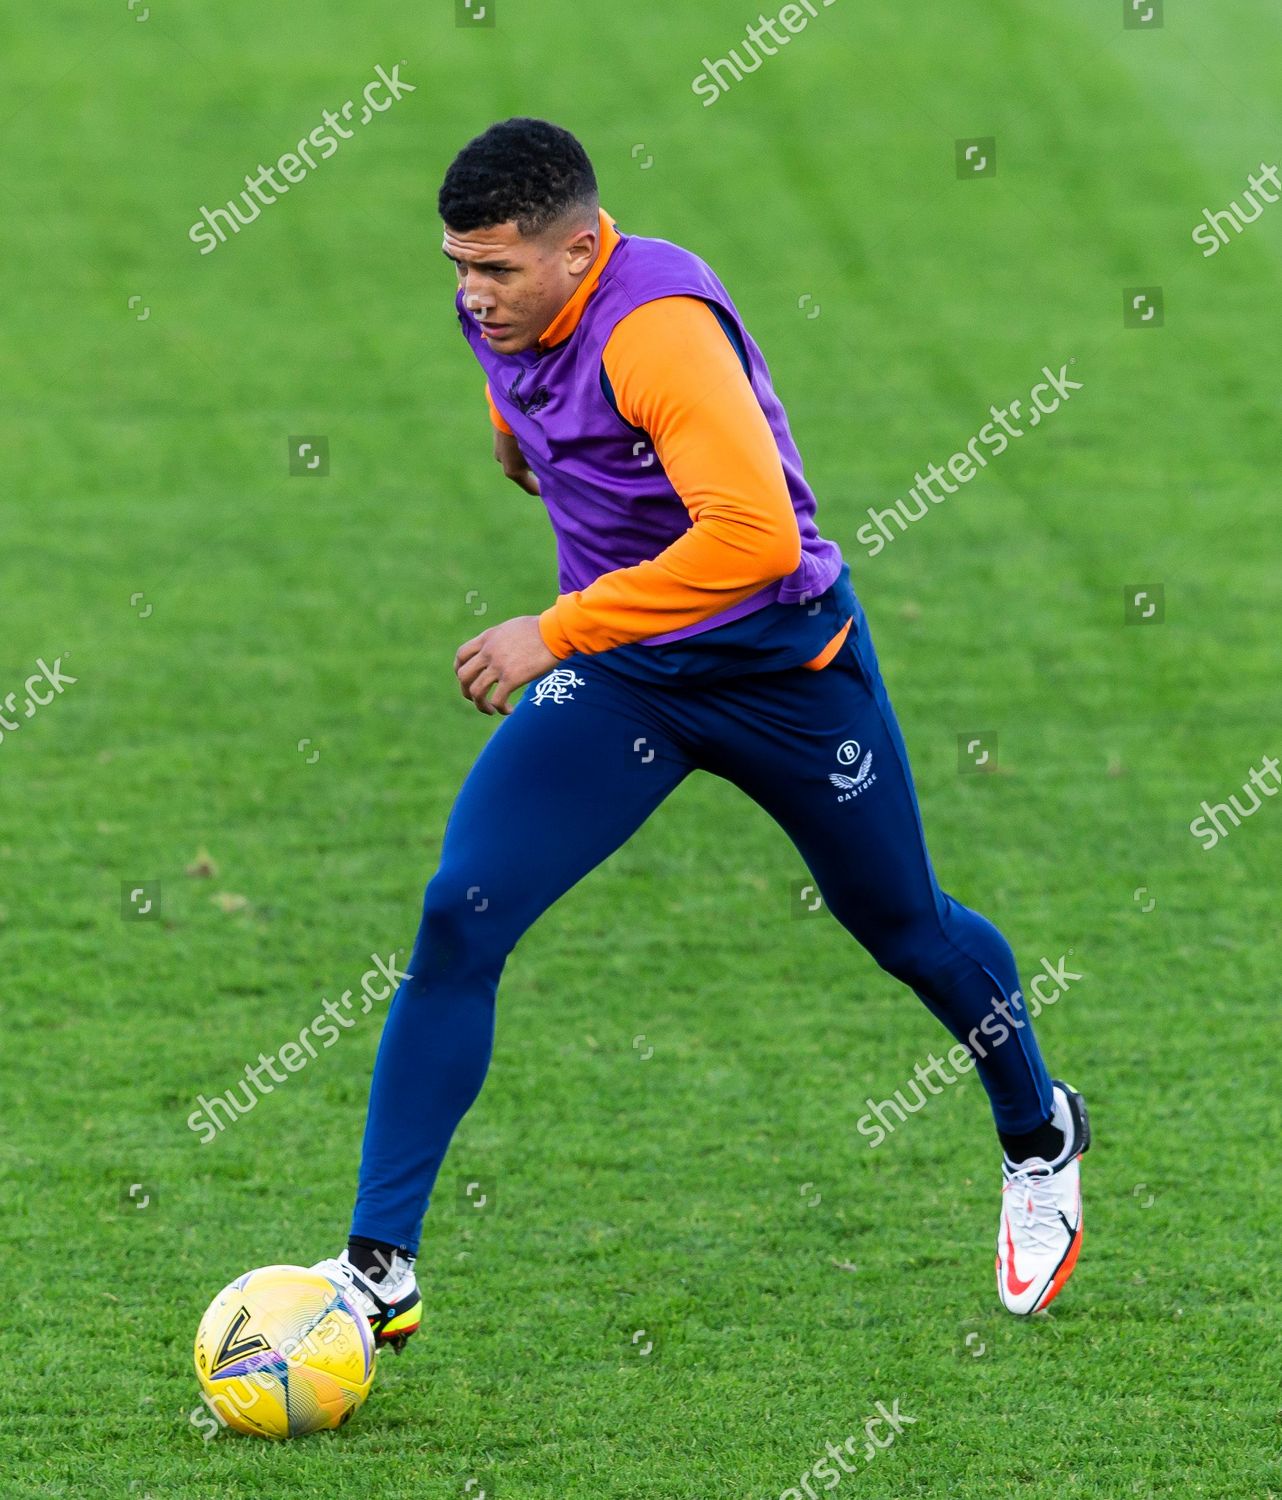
left=454, top=615, right=558, bottom=716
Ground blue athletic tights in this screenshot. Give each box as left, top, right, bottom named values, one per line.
left=350, top=614, right=1054, bottom=1253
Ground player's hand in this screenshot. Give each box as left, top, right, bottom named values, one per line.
left=455, top=615, right=558, bottom=716
left=494, top=430, right=540, bottom=495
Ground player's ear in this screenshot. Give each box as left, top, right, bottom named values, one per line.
left=562, top=220, right=597, bottom=275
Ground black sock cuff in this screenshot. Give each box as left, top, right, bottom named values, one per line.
left=347, top=1235, right=414, bottom=1281
left=999, top=1116, right=1065, bottom=1165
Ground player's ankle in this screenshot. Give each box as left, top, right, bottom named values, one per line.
left=347, top=1235, right=414, bottom=1285
left=998, top=1115, right=1065, bottom=1166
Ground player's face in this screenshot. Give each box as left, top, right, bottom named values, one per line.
left=442, top=217, right=598, bottom=355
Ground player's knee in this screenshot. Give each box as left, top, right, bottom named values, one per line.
left=408, top=873, right=512, bottom=985
left=864, top=918, right=947, bottom=992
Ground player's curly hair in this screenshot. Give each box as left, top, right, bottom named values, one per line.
left=438, top=118, right=598, bottom=237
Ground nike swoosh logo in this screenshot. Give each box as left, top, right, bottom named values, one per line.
left=1003, top=1215, right=1035, bottom=1296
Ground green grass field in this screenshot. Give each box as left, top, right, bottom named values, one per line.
left=2, top=1, right=1280, bottom=1495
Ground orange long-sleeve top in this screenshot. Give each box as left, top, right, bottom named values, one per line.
left=485, top=211, right=850, bottom=670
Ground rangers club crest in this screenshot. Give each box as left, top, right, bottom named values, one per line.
left=531, top=668, right=585, bottom=706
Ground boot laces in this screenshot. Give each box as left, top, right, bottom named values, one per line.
left=1004, top=1161, right=1063, bottom=1255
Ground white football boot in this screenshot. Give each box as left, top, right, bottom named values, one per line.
left=996, top=1080, right=1091, bottom=1315
left=312, top=1247, right=422, bottom=1353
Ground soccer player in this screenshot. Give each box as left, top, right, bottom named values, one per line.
left=314, top=118, right=1090, bottom=1345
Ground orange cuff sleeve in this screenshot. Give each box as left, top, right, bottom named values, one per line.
left=485, top=381, right=513, bottom=435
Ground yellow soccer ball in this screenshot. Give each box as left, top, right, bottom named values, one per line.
left=193, top=1264, right=375, bottom=1439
